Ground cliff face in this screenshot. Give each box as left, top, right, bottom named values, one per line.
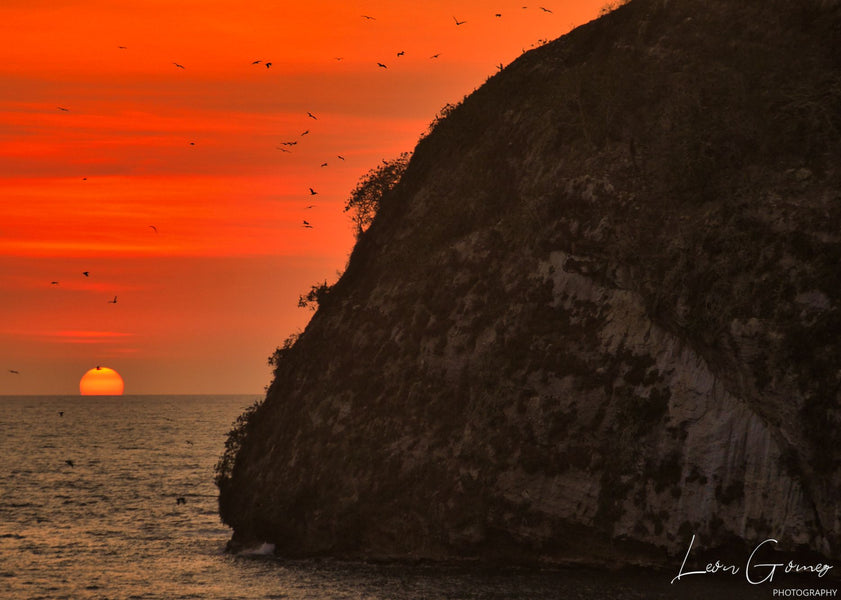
left=217, top=0, right=841, bottom=567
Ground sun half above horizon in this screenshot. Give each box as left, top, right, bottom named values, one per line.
left=79, top=366, right=125, bottom=396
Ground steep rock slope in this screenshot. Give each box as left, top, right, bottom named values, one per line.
left=217, top=0, right=841, bottom=567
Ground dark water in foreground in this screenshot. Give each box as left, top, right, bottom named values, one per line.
left=0, top=395, right=830, bottom=599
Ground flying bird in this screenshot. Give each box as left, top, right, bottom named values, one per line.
left=320, top=162, right=328, bottom=167
left=251, top=60, right=262, bottom=65
left=265, top=62, right=272, bottom=68
left=335, top=57, right=344, bottom=61
left=430, top=53, right=441, bottom=59
left=361, top=15, right=375, bottom=20
left=118, top=46, right=127, bottom=49
left=337, top=155, right=345, bottom=160
left=8, top=370, right=20, bottom=375
left=82, top=271, right=89, bottom=277
left=307, top=112, right=317, bottom=120
left=108, top=296, right=118, bottom=304
left=149, top=225, right=158, bottom=233
left=309, top=188, right=318, bottom=195
left=276, top=146, right=291, bottom=153
left=397, top=50, right=405, bottom=57
left=65, top=460, right=74, bottom=467
left=176, top=497, right=187, bottom=505
left=495, top=13, right=502, bottom=17
left=539, top=6, right=553, bottom=12
left=306, top=205, right=316, bottom=209
left=59, top=411, right=64, bottom=416
left=302, top=220, right=313, bottom=229
left=453, top=16, right=467, bottom=25
left=280, top=141, right=297, bottom=146
left=82, top=177, right=87, bottom=181
left=301, top=130, right=309, bottom=136
left=57, top=107, right=70, bottom=111
left=51, top=281, right=59, bottom=285
left=173, top=62, right=185, bottom=69
left=377, top=62, right=388, bottom=69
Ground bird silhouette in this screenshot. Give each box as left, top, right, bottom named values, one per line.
left=82, top=177, right=87, bottom=181
left=118, top=46, right=127, bottom=49
left=149, top=225, right=158, bottom=233
left=453, top=16, right=467, bottom=25
left=539, top=6, right=553, bottom=13
left=108, top=296, right=117, bottom=304
left=307, top=112, right=317, bottom=120
left=8, top=370, right=20, bottom=375
left=280, top=141, right=297, bottom=146
left=430, top=53, right=441, bottom=59
left=251, top=60, right=262, bottom=65
left=320, top=162, right=328, bottom=167
left=337, top=155, right=345, bottom=160
left=397, top=50, right=405, bottom=57
left=377, top=62, right=388, bottom=69
left=306, top=204, right=316, bottom=209
left=302, top=220, right=313, bottom=229
left=277, top=146, right=291, bottom=153
left=309, top=188, right=318, bottom=195
left=301, top=130, right=309, bottom=136
left=173, top=63, right=185, bottom=69
left=361, top=15, right=375, bottom=20
left=176, top=497, right=186, bottom=505
left=265, top=62, right=272, bottom=69
left=57, top=107, right=70, bottom=112
left=51, top=281, right=59, bottom=285
left=82, top=271, right=89, bottom=277
left=65, top=460, right=74, bottom=467
left=59, top=411, right=64, bottom=416
left=495, top=13, right=502, bottom=17
left=189, top=141, right=195, bottom=146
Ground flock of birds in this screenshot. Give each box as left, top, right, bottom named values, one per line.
left=270, top=9, right=556, bottom=230
left=46, top=9, right=559, bottom=237
left=8, top=7, right=559, bottom=380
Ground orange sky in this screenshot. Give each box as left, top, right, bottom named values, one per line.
left=1, top=0, right=609, bottom=394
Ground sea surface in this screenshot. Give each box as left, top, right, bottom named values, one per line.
left=0, top=394, right=815, bottom=599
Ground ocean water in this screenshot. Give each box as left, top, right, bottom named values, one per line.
left=0, top=395, right=804, bottom=599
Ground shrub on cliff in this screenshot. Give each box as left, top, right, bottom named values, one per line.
left=297, top=281, right=333, bottom=311
left=344, top=152, right=411, bottom=238
left=214, top=399, right=262, bottom=491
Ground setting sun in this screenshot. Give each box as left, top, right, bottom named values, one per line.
left=79, top=366, right=125, bottom=396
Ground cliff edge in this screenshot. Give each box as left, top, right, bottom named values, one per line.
left=217, top=0, right=841, bottom=568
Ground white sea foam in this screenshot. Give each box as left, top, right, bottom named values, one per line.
left=238, top=542, right=276, bottom=556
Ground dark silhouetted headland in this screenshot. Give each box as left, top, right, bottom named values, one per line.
left=217, top=0, right=841, bottom=570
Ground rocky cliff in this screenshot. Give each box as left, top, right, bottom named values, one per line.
left=217, top=0, right=841, bottom=568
